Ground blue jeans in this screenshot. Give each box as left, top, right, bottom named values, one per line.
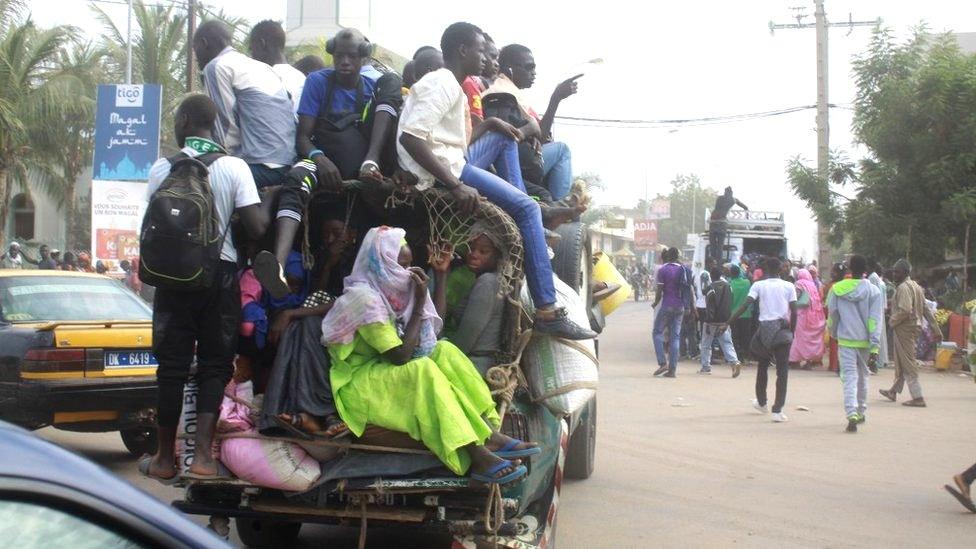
left=541, top=141, right=572, bottom=200
left=653, top=306, right=684, bottom=370
left=462, top=132, right=555, bottom=307
left=700, top=324, right=739, bottom=370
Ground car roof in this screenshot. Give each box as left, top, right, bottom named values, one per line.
left=0, top=270, right=110, bottom=279
left=0, top=421, right=226, bottom=548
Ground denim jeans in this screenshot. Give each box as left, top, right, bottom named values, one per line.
left=467, top=131, right=525, bottom=188
left=541, top=141, right=572, bottom=200
left=653, top=306, right=684, bottom=371
left=462, top=132, right=555, bottom=307
left=700, top=324, right=739, bottom=370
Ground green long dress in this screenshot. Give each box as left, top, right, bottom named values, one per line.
left=328, top=321, right=501, bottom=475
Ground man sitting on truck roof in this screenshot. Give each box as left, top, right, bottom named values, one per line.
left=252, top=28, right=403, bottom=299
left=397, top=21, right=595, bottom=341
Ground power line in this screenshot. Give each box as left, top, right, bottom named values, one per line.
left=553, top=104, right=853, bottom=129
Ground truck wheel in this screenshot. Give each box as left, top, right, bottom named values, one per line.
left=552, top=221, right=590, bottom=293
left=564, top=397, right=596, bottom=479
left=119, top=427, right=157, bottom=457
left=235, top=518, right=302, bottom=548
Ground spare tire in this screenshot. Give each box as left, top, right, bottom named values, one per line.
left=551, top=222, right=598, bottom=332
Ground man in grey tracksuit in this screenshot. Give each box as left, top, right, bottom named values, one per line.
left=826, top=255, right=883, bottom=433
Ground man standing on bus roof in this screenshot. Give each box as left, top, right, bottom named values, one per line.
left=709, top=187, right=748, bottom=263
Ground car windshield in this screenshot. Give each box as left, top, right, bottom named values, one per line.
left=0, top=276, right=151, bottom=323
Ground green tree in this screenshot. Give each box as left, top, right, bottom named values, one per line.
left=0, top=0, right=90, bottom=245
left=943, top=189, right=976, bottom=293
left=655, top=174, right=717, bottom=250
left=787, top=28, right=976, bottom=268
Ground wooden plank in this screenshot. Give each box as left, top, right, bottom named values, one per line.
left=249, top=501, right=428, bottom=523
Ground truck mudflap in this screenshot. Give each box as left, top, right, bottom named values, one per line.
left=452, top=419, right=569, bottom=549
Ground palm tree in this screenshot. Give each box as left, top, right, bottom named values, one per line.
left=0, top=0, right=90, bottom=245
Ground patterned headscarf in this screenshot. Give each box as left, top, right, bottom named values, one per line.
left=321, top=227, right=442, bottom=357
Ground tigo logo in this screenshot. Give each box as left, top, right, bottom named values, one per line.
left=115, top=85, right=144, bottom=108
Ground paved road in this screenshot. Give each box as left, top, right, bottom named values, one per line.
left=37, top=299, right=976, bottom=547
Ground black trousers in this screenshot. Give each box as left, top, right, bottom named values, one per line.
left=709, top=220, right=726, bottom=263
left=756, top=343, right=790, bottom=413
left=732, top=317, right=754, bottom=359
left=152, top=261, right=240, bottom=428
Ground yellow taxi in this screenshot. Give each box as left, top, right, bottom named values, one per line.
left=0, top=270, right=158, bottom=455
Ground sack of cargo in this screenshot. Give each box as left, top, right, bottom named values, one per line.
left=521, top=275, right=598, bottom=416
left=216, top=382, right=321, bottom=491
left=176, top=376, right=221, bottom=473
left=220, top=436, right=321, bottom=492
left=592, top=252, right=632, bottom=316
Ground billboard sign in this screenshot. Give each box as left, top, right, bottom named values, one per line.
left=92, top=84, right=162, bottom=181
left=647, top=199, right=671, bottom=220
left=634, top=220, right=659, bottom=251
left=90, top=180, right=147, bottom=270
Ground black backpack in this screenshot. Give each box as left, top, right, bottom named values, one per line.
left=482, top=92, right=545, bottom=184
left=139, top=152, right=228, bottom=291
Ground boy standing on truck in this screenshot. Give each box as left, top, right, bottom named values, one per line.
left=826, top=254, right=882, bottom=433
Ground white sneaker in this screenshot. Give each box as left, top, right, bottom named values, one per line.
left=771, top=412, right=789, bottom=423
left=752, top=399, right=768, bottom=414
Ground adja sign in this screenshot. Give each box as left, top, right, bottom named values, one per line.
left=634, top=220, right=658, bottom=251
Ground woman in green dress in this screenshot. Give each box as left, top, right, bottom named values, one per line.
left=321, top=226, right=538, bottom=483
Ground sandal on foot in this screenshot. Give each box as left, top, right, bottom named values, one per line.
left=945, top=485, right=976, bottom=513
left=253, top=251, right=290, bottom=300
left=493, top=438, right=542, bottom=459
left=182, top=470, right=233, bottom=481
left=323, top=415, right=351, bottom=439
left=273, top=414, right=314, bottom=440
left=470, top=459, right=527, bottom=485
left=138, top=455, right=180, bottom=486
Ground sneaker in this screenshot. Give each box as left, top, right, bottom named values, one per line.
left=846, top=414, right=859, bottom=433
left=771, top=412, right=789, bottom=423
left=752, top=399, right=768, bottom=414
left=253, top=251, right=290, bottom=299
left=534, top=308, right=597, bottom=340
left=731, top=362, right=742, bottom=378
left=652, top=366, right=669, bottom=377
left=878, top=389, right=896, bottom=402
left=856, top=413, right=866, bottom=424
left=698, top=368, right=712, bottom=375
left=902, top=398, right=927, bottom=408
left=663, top=370, right=677, bottom=378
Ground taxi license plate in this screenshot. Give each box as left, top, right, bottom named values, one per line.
left=104, top=350, right=158, bottom=369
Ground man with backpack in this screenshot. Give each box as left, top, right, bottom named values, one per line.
left=700, top=265, right=742, bottom=377
left=140, top=95, right=269, bottom=483
left=653, top=247, right=690, bottom=377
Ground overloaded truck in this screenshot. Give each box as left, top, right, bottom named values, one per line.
left=690, top=209, right=789, bottom=272
left=173, top=187, right=603, bottom=549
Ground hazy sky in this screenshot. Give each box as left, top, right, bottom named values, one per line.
left=28, top=0, right=976, bottom=259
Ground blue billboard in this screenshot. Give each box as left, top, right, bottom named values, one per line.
left=92, top=84, right=162, bottom=181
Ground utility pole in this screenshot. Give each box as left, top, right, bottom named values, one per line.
left=770, top=0, right=879, bottom=269
left=125, top=0, right=133, bottom=84
left=186, top=0, right=197, bottom=92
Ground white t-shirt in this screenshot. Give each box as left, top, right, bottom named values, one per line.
left=748, top=277, right=797, bottom=321
left=396, top=68, right=468, bottom=191
left=147, top=146, right=261, bottom=263
left=272, top=63, right=306, bottom=114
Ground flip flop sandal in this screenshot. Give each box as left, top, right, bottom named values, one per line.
left=493, top=438, right=543, bottom=459
left=273, top=414, right=314, bottom=440
left=592, top=283, right=622, bottom=303
left=138, top=455, right=180, bottom=486
left=470, top=459, right=527, bottom=485
left=323, top=416, right=351, bottom=439
left=253, top=251, right=291, bottom=300
left=945, top=485, right=976, bottom=513
left=182, top=471, right=234, bottom=482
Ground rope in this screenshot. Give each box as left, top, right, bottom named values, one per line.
left=483, top=483, right=504, bottom=540
left=358, top=500, right=368, bottom=549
